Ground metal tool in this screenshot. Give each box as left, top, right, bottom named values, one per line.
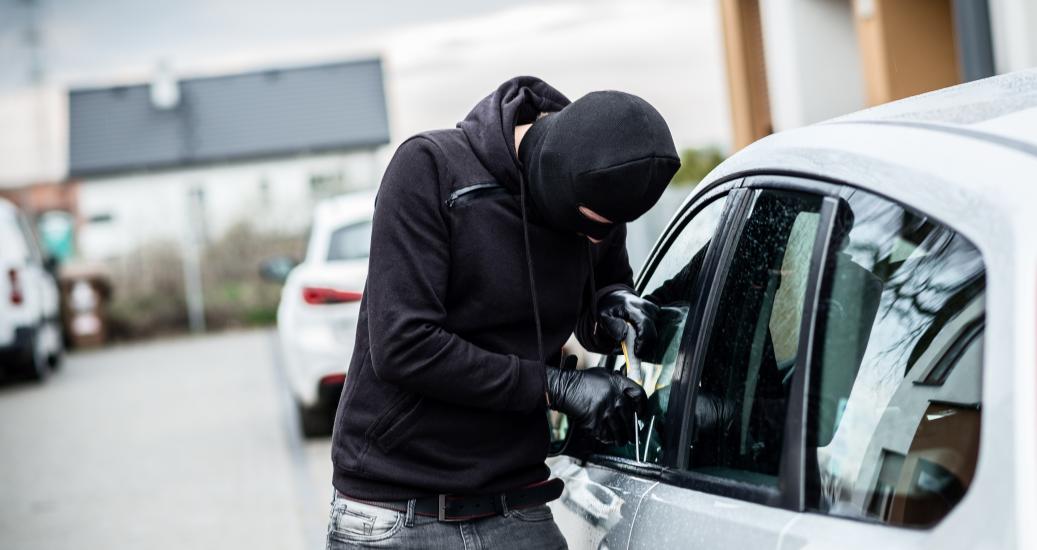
left=621, top=328, right=643, bottom=462
left=621, top=327, right=643, bottom=385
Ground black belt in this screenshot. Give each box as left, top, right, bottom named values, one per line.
left=338, top=478, right=564, bottom=522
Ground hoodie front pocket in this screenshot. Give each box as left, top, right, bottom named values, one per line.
left=371, top=393, right=424, bottom=454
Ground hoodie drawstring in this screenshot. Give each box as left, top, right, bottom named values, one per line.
left=585, top=242, right=598, bottom=338
left=518, top=175, right=547, bottom=382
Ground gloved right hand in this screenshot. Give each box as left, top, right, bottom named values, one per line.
left=596, top=289, right=660, bottom=355
left=546, top=366, right=646, bottom=446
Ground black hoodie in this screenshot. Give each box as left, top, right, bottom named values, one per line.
left=331, top=77, right=634, bottom=500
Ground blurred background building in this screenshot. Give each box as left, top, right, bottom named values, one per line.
left=68, top=58, right=388, bottom=260
left=0, top=0, right=1034, bottom=340
left=720, top=0, right=1037, bottom=148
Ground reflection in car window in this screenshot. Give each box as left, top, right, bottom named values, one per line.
left=327, top=221, right=372, bottom=262
left=687, top=190, right=823, bottom=486
left=808, top=191, right=984, bottom=528
left=603, top=196, right=727, bottom=464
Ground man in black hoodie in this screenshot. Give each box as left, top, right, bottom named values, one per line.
left=327, top=76, right=680, bottom=549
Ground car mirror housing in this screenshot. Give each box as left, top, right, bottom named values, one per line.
left=259, top=256, right=298, bottom=284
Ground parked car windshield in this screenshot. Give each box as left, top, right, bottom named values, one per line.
left=327, top=221, right=372, bottom=262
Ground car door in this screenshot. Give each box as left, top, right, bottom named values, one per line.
left=627, top=182, right=838, bottom=549
left=548, top=181, right=740, bottom=550
left=629, top=175, right=988, bottom=549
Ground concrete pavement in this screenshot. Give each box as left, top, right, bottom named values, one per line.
left=0, top=329, right=334, bottom=550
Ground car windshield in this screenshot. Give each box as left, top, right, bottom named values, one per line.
left=327, top=221, right=372, bottom=262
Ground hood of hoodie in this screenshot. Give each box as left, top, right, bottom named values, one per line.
left=457, top=76, right=571, bottom=195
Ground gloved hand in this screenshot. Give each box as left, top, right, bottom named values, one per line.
left=692, top=392, right=736, bottom=439
left=597, top=289, right=659, bottom=355
left=546, top=366, right=646, bottom=446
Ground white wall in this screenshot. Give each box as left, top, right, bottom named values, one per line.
left=0, top=86, right=66, bottom=187
left=759, top=0, right=866, bottom=131
left=989, top=0, right=1037, bottom=74
left=76, top=150, right=381, bottom=260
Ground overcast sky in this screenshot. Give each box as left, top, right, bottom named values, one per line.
left=0, top=0, right=731, bottom=185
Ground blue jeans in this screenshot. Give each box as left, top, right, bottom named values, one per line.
left=326, top=491, right=568, bottom=549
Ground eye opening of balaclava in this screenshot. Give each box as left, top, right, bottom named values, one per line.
left=518, top=91, right=681, bottom=241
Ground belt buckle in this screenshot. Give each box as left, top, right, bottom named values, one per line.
left=438, top=494, right=459, bottom=522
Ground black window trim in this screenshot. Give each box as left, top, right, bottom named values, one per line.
left=632, top=178, right=744, bottom=292
left=662, top=176, right=845, bottom=509
left=577, top=178, right=744, bottom=478
left=779, top=194, right=841, bottom=512
left=668, top=187, right=754, bottom=468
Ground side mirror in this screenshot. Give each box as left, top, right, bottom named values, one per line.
left=259, top=256, right=298, bottom=284
left=42, top=255, right=59, bottom=277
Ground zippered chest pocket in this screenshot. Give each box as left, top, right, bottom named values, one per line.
left=446, top=182, right=510, bottom=208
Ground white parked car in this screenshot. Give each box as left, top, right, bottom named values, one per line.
left=0, top=198, right=63, bottom=380
left=548, top=69, right=1037, bottom=549
left=269, top=192, right=374, bottom=436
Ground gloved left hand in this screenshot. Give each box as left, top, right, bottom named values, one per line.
left=546, top=366, right=646, bottom=446
left=597, top=289, right=659, bottom=355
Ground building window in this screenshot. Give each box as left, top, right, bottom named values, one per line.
left=309, top=171, right=347, bottom=199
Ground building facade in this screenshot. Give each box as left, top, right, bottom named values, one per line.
left=68, top=58, right=390, bottom=260
left=720, top=0, right=1037, bottom=149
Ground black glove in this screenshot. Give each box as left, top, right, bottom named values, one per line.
left=546, top=366, right=646, bottom=446
left=692, top=392, right=736, bottom=439
left=597, top=289, right=659, bottom=355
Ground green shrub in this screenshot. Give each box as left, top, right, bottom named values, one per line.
left=671, top=147, right=725, bottom=187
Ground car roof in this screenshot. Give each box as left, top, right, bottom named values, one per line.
left=313, top=190, right=376, bottom=228
left=827, top=68, right=1037, bottom=154
left=0, top=197, right=18, bottom=220
left=696, top=69, right=1037, bottom=255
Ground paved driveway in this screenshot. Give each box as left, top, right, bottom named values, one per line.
left=0, top=329, right=334, bottom=550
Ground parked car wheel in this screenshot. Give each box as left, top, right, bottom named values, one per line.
left=20, top=327, right=50, bottom=382
left=47, top=321, right=64, bottom=371
left=297, top=399, right=334, bottom=438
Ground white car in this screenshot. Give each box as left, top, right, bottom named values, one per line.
left=0, top=198, right=63, bottom=380
left=272, top=192, right=374, bottom=436
left=548, top=69, right=1037, bottom=549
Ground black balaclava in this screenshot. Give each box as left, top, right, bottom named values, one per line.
left=518, top=91, right=681, bottom=240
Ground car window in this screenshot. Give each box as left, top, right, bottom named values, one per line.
left=807, top=190, right=984, bottom=528
left=0, top=211, right=30, bottom=263
left=327, top=221, right=372, bottom=262
left=600, top=195, right=728, bottom=464
left=17, top=213, right=42, bottom=264
left=686, top=190, right=824, bottom=486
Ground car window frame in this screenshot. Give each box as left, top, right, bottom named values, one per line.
left=658, top=175, right=845, bottom=509
left=577, top=178, right=746, bottom=478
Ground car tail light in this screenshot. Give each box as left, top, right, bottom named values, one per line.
left=8, top=268, right=22, bottom=305
left=302, top=286, right=362, bottom=305
left=320, top=373, right=347, bottom=385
